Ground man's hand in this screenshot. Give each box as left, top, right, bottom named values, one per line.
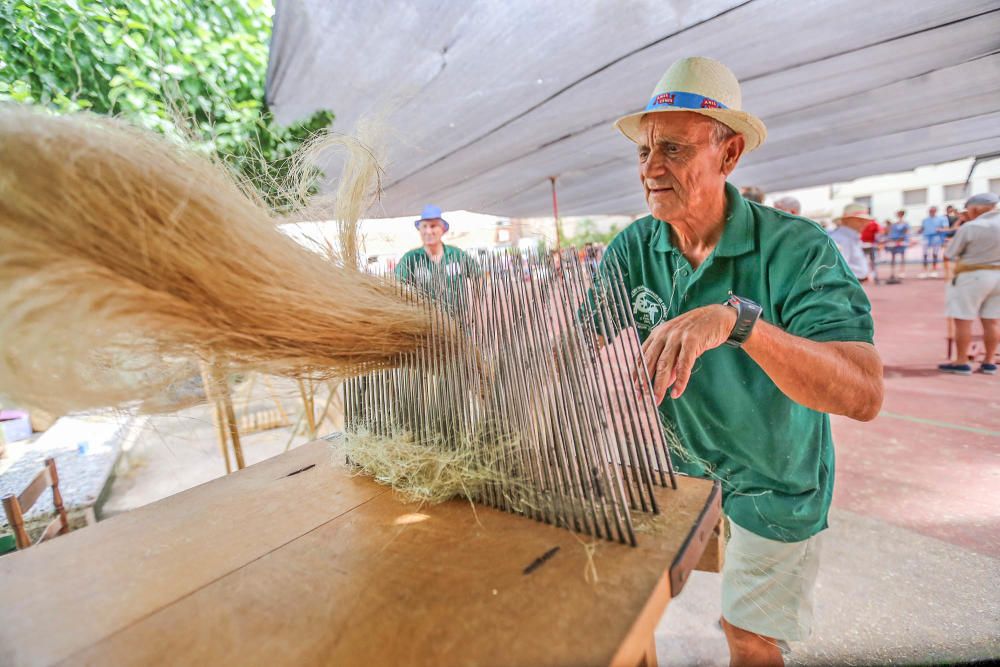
left=637, top=304, right=736, bottom=403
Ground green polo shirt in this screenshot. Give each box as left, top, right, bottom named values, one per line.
left=395, top=244, right=480, bottom=309
left=601, top=182, right=874, bottom=542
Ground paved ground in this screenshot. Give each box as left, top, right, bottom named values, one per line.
left=101, top=380, right=333, bottom=515
left=0, top=415, right=139, bottom=538
left=658, top=274, right=1000, bottom=665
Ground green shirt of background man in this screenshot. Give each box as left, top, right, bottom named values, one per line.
left=601, top=182, right=875, bottom=542
left=395, top=244, right=480, bottom=309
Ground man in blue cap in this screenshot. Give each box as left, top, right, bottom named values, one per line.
left=395, top=205, right=479, bottom=306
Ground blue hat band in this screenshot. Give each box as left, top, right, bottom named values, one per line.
left=644, top=91, right=729, bottom=112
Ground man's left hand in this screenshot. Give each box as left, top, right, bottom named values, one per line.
left=636, top=304, right=736, bottom=403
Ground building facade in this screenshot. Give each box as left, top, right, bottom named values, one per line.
left=768, top=157, right=1000, bottom=227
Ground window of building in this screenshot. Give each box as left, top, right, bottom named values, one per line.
left=943, top=183, right=967, bottom=202
left=902, top=188, right=927, bottom=206
left=852, top=195, right=872, bottom=210
left=989, top=178, right=1000, bottom=195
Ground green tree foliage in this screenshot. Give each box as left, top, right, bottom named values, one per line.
left=0, top=0, right=332, bottom=208
left=567, top=218, right=619, bottom=247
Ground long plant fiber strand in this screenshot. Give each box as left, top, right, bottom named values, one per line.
left=0, top=106, right=431, bottom=414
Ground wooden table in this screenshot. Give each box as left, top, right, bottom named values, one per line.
left=0, top=438, right=720, bottom=667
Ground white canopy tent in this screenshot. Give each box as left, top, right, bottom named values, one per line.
left=265, top=1, right=1000, bottom=218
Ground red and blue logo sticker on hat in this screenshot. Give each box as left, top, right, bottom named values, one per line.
left=645, top=91, right=728, bottom=112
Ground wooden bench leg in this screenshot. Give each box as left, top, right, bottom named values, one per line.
left=695, top=516, right=725, bottom=573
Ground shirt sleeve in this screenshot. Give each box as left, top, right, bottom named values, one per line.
left=945, top=226, right=969, bottom=261
left=395, top=253, right=412, bottom=281
left=774, top=234, right=874, bottom=344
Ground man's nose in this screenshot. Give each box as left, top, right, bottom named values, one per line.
left=641, top=151, right=667, bottom=180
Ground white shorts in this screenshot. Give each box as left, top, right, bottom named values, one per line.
left=945, top=271, right=1000, bottom=320
left=721, top=519, right=823, bottom=644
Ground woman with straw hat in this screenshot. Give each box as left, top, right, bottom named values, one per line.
left=604, top=56, right=884, bottom=665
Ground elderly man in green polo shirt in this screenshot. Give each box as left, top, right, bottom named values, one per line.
left=604, top=57, right=884, bottom=665
left=395, top=204, right=479, bottom=308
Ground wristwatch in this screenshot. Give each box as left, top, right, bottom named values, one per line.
left=723, top=293, right=762, bottom=348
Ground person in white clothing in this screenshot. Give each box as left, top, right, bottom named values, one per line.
left=828, top=203, right=872, bottom=282
left=940, top=192, right=1000, bottom=375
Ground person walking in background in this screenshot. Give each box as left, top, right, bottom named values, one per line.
left=939, top=193, right=1000, bottom=375
left=919, top=205, right=948, bottom=278
left=740, top=185, right=765, bottom=204
left=773, top=196, right=801, bottom=216
left=860, top=215, right=883, bottom=284
left=942, top=204, right=963, bottom=278
left=945, top=204, right=960, bottom=233
left=886, top=210, right=910, bottom=284
left=829, top=203, right=873, bottom=283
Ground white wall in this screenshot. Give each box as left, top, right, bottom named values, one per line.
left=769, top=157, right=1000, bottom=226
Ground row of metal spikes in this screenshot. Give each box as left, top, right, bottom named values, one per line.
left=343, top=248, right=676, bottom=546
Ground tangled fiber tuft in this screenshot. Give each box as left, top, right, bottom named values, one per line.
left=0, top=106, right=431, bottom=414
left=339, top=429, right=518, bottom=505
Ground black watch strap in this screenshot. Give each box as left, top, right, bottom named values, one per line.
left=723, top=294, right=762, bottom=348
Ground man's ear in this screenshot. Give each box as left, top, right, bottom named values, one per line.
left=720, top=134, right=745, bottom=176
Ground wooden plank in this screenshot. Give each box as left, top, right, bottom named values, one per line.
left=60, top=475, right=715, bottom=667
left=17, top=466, right=52, bottom=513
left=0, top=440, right=386, bottom=666
left=611, top=481, right=719, bottom=667
left=669, top=482, right=723, bottom=593
left=35, top=516, right=65, bottom=544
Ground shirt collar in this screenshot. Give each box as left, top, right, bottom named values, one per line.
left=649, top=182, right=756, bottom=257
left=973, top=209, right=1000, bottom=224
left=421, top=243, right=449, bottom=257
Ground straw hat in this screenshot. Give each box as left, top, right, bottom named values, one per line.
left=614, top=56, right=767, bottom=152
left=836, top=203, right=875, bottom=223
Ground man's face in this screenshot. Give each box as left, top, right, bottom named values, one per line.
left=774, top=202, right=800, bottom=215
left=418, top=218, right=446, bottom=246
left=929, top=207, right=938, bottom=216
left=637, top=112, right=743, bottom=222
left=843, top=217, right=868, bottom=232
left=966, top=204, right=995, bottom=221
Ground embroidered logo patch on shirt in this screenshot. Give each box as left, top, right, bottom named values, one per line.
left=631, top=286, right=667, bottom=332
